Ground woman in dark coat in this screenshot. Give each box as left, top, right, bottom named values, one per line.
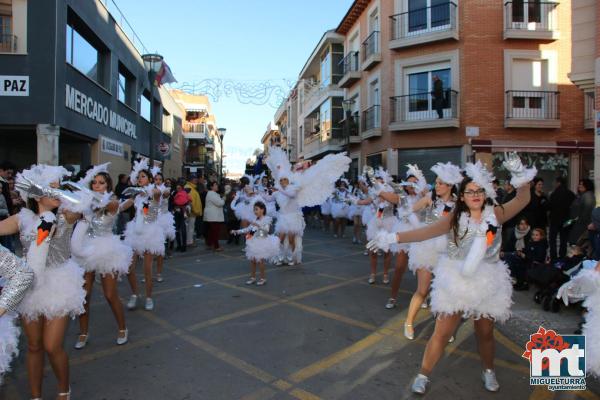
left=568, top=179, right=596, bottom=246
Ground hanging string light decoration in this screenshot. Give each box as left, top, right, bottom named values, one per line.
left=172, top=79, right=296, bottom=108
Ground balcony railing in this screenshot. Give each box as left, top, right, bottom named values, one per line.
left=390, top=2, right=457, bottom=42
left=584, top=92, right=595, bottom=129
left=183, top=122, right=207, bottom=134
left=504, top=1, right=558, bottom=33
left=362, top=31, right=380, bottom=61
left=505, top=90, right=559, bottom=120
left=390, top=90, right=458, bottom=123
left=362, top=105, right=381, bottom=132
left=340, top=51, right=360, bottom=76
left=0, top=34, right=17, bottom=53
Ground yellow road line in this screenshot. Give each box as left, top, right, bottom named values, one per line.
left=288, top=302, right=377, bottom=331
left=289, top=388, right=324, bottom=400
left=187, top=302, right=281, bottom=331
left=239, top=387, right=278, bottom=400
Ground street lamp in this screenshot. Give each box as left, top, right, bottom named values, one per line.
left=141, top=53, right=164, bottom=167
left=217, top=127, right=226, bottom=182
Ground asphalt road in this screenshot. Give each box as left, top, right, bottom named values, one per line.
left=1, top=228, right=599, bottom=399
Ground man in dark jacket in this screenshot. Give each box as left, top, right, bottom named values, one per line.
left=523, top=177, right=548, bottom=230
left=432, top=75, right=444, bottom=119
left=548, top=176, right=575, bottom=260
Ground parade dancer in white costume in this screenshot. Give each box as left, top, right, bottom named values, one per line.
left=67, top=163, right=132, bottom=350
left=266, top=146, right=350, bottom=266
left=368, top=153, right=535, bottom=394
left=403, top=162, right=462, bottom=340
left=231, top=201, right=280, bottom=286
left=358, top=168, right=396, bottom=284
left=232, top=182, right=265, bottom=231
left=557, top=260, right=600, bottom=378
left=379, top=165, right=426, bottom=297
left=6, top=165, right=87, bottom=400
left=122, top=159, right=165, bottom=312
left=151, top=167, right=173, bottom=283
left=256, top=174, right=277, bottom=218
left=320, top=194, right=333, bottom=233
left=349, top=176, right=369, bottom=245
left=0, top=241, right=34, bottom=385
left=330, top=179, right=352, bottom=239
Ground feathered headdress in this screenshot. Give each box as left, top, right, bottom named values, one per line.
left=431, top=162, right=463, bottom=186
left=150, top=165, right=162, bottom=178
left=78, top=162, right=110, bottom=187
left=404, top=164, right=427, bottom=193
left=266, top=146, right=293, bottom=182
left=464, top=161, right=496, bottom=201
left=16, top=164, right=72, bottom=201
left=130, top=158, right=149, bottom=186
left=374, top=167, right=392, bottom=184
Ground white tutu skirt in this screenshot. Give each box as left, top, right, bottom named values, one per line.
left=347, top=204, right=362, bottom=219
left=320, top=201, right=331, bottom=215
left=430, top=256, right=513, bottom=322
left=124, top=220, right=166, bottom=256
left=275, top=212, right=306, bottom=236
left=362, top=207, right=374, bottom=227
left=408, top=235, right=448, bottom=273
left=235, top=204, right=256, bottom=222
left=245, top=235, right=280, bottom=262
left=366, top=215, right=397, bottom=241
left=18, top=258, right=86, bottom=321
left=78, top=235, right=133, bottom=276
left=390, top=218, right=412, bottom=254
left=266, top=202, right=277, bottom=218
left=0, top=314, right=20, bottom=385
left=331, top=202, right=350, bottom=219
left=158, top=212, right=176, bottom=241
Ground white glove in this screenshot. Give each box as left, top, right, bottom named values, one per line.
left=502, top=152, right=537, bottom=188
left=366, top=231, right=398, bottom=253
left=556, top=268, right=600, bottom=305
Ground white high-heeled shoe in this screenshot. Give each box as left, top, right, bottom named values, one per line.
left=404, top=323, right=415, bottom=340
left=117, top=329, right=128, bottom=345
left=74, top=333, right=89, bottom=350
left=57, top=387, right=71, bottom=399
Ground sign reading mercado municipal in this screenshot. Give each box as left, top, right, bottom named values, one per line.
left=65, top=84, right=137, bottom=139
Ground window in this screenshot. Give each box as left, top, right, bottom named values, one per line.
left=140, top=92, right=151, bottom=122
left=320, top=50, right=331, bottom=87
left=162, top=109, right=173, bottom=134
left=117, top=63, right=135, bottom=108
left=408, top=0, right=451, bottom=34
left=584, top=91, right=595, bottom=126
left=512, top=0, right=541, bottom=25
left=319, top=100, right=331, bottom=136
left=407, top=67, right=451, bottom=113
left=0, top=13, right=11, bottom=52
left=66, top=24, right=100, bottom=83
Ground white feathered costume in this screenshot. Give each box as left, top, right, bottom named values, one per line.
left=408, top=162, right=462, bottom=273
left=14, top=165, right=86, bottom=321
left=234, top=216, right=280, bottom=262
left=123, top=159, right=166, bottom=256
left=69, top=163, right=133, bottom=277
left=266, top=146, right=351, bottom=263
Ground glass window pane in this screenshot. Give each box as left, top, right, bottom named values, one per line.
left=140, top=94, right=151, bottom=121
left=512, top=0, right=524, bottom=22
left=408, top=72, right=428, bottom=112
left=529, top=97, right=542, bottom=109
left=408, top=0, right=427, bottom=32
left=431, top=0, right=450, bottom=27
left=513, top=97, right=525, bottom=108
left=118, top=73, right=126, bottom=103
left=528, top=0, right=541, bottom=23
left=320, top=52, right=331, bottom=87
left=71, top=28, right=98, bottom=82
left=65, top=25, right=72, bottom=63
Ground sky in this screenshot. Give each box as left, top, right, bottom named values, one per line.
left=113, top=0, right=355, bottom=173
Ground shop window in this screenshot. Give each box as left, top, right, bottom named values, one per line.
left=117, top=63, right=135, bottom=108
left=140, top=92, right=151, bottom=122
left=66, top=10, right=109, bottom=88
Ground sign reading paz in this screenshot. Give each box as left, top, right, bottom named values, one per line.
left=0, top=75, right=29, bottom=96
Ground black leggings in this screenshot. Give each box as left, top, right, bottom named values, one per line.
left=174, top=210, right=187, bottom=250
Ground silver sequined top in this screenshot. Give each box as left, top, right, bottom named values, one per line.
left=135, top=195, right=160, bottom=224
left=0, top=244, right=34, bottom=312
left=86, top=210, right=117, bottom=238
left=446, top=208, right=502, bottom=262
left=424, top=198, right=455, bottom=225
left=19, top=210, right=74, bottom=269
left=238, top=216, right=272, bottom=238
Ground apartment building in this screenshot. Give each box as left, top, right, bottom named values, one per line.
left=335, top=0, right=591, bottom=187
left=0, top=0, right=183, bottom=178
left=274, top=85, right=300, bottom=162
left=261, top=121, right=284, bottom=156
left=169, top=90, right=223, bottom=178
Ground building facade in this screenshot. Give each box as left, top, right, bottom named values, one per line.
left=0, top=0, right=183, bottom=178
left=169, top=90, right=223, bottom=179
left=330, top=0, right=591, bottom=188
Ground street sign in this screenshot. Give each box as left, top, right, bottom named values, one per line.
left=0, top=75, right=29, bottom=96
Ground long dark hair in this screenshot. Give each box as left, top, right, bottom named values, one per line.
left=450, top=177, right=493, bottom=244
left=137, top=170, right=153, bottom=186
left=254, top=201, right=267, bottom=216
left=90, top=172, right=113, bottom=192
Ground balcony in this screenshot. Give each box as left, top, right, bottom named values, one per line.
left=361, top=105, right=382, bottom=139
left=302, top=134, right=345, bottom=160
left=389, top=90, right=459, bottom=131
left=338, top=51, right=361, bottom=88
left=0, top=34, right=17, bottom=53
left=301, top=80, right=344, bottom=118
left=504, top=2, right=560, bottom=40
left=390, top=2, right=458, bottom=50
left=183, top=122, right=208, bottom=139
left=361, top=31, right=381, bottom=71
left=504, top=90, right=560, bottom=128
left=347, top=113, right=361, bottom=143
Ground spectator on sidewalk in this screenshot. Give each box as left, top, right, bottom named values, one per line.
left=588, top=207, right=600, bottom=260
left=568, top=179, right=596, bottom=247
left=509, top=228, right=548, bottom=291
left=114, top=173, right=131, bottom=235
left=225, top=186, right=240, bottom=245
left=501, top=182, right=519, bottom=246
left=0, top=161, right=14, bottom=251
left=524, top=177, right=548, bottom=230
left=197, top=175, right=208, bottom=240
left=185, top=174, right=203, bottom=247
left=204, top=181, right=225, bottom=251
left=493, top=179, right=505, bottom=202
left=172, top=182, right=191, bottom=252
left=548, top=176, right=576, bottom=261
